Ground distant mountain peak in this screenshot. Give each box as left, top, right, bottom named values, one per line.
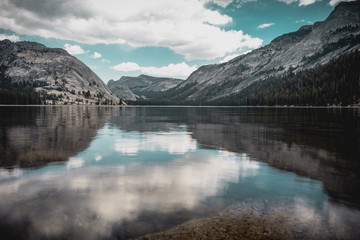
left=108, top=74, right=183, bottom=101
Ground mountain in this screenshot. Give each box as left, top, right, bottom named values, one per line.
left=0, top=40, right=121, bottom=105
left=150, top=1, right=360, bottom=104
left=108, top=74, right=183, bottom=101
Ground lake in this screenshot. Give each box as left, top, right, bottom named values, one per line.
left=0, top=106, right=359, bottom=239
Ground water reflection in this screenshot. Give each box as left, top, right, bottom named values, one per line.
left=113, top=128, right=197, bottom=155
left=0, top=146, right=254, bottom=239
left=0, top=106, right=114, bottom=168
left=0, top=106, right=360, bottom=239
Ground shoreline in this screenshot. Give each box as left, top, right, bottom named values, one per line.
left=0, top=104, right=359, bottom=109
left=134, top=200, right=359, bottom=240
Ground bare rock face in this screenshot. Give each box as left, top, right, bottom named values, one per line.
left=0, top=40, right=120, bottom=105
left=171, top=1, right=360, bottom=102
left=107, top=81, right=138, bottom=101
left=108, top=74, right=183, bottom=100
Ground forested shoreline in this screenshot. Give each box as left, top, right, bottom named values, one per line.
left=131, top=50, right=360, bottom=107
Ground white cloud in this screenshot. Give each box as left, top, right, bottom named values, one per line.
left=95, top=155, right=102, bottom=161
left=211, top=0, right=234, bottom=7
left=0, top=33, right=19, bottom=42
left=219, top=50, right=251, bottom=63
left=276, top=0, right=318, bottom=6
left=220, top=54, right=239, bottom=63
left=101, top=59, right=111, bottom=63
left=63, top=43, right=86, bottom=55
left=295, top=19, right=313, bottom=24
left=329, top=0, right=356, bottom=6
left=257, top=22, right=275, bottom=29
left=0, top=0, right=263, bottom=60
left=112, top=62, right=197, bottom=79
left=90, top=51, right=102, bottom=59
left=111, top=62, right=141, bottom=72
left=298, top=0, right=316, bottom=5
left=234, top=0, right=258, bottom=8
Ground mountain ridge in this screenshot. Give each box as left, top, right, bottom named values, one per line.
left=108, top=74, right=183, bottom=101
left=146, top=0, right=360, bottom=104
left=0, top=40, right=121, bottom=105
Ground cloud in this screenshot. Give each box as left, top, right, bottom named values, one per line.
left=257, top=22, right=275, bottom=29
left=329, top=0, right=356, bottom=6
left=220, top=54, right=239, bottom=63
left=219, top=50, right=251, bottom=63
left=234, top=0, right=258, bottom=8
left=0, top=0, right=262, bottom=60
left=90, top=51, right=102, bottom=59
left=295, top=19, right=313, bottom=24
left=111, top=62, right=197, bottom=79
left=276, top=0, right=318, bottom=6
left=63, top=43, right=86, bottom=55
left=111, top=62, right=141, bottom=72
left=298, top=0, right=317, bottom=5
left=0, top=33, right=20, bottom=42
left=101, top=59, right=111, bottom=63
left=95, top=155, right=102, bottom=161
left=211, top=0, right=234, bottom=7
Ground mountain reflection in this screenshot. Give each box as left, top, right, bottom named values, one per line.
left=0, top=106, right=360, bottom=239
left=1, top=106, right=359, bottom=207
left=0, top=106, right=116, bottom=168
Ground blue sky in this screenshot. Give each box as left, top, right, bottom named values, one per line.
left=0, top=0, right=352, bottom=82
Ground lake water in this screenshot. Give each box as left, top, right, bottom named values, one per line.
left=0, top=106, right=359, bottom=239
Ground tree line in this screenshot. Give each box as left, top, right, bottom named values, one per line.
left=132, top=50, right=360, bottom=106
left=0, top=66, right=42, bottom=104
left=210, top=50, right=360, bottom=106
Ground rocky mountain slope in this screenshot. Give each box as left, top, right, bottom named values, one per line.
left=0, top=40, right=120, bottom=105
left=159, top=1, right=360, bottom=103
left=108, top=74, right=183, bottom=101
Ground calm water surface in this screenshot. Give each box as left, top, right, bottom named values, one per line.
left=0, top=106, right=359, bottom=239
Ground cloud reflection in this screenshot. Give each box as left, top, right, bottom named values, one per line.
left=0, top=167, right=23, bottom=179
left=0, top=150, right=254, bottom=239
left=114, top=130, right=197, bottom=155
left=66, top=157, right=84, bottom=169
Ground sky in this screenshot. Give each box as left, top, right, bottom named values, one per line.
left=0, top=0, right=355, bottom=82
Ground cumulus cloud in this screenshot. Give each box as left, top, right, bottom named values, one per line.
left=111, top=62, right=141, bottom=72
left=0, top=33, right=20, bottom=42
left=0, top=0, right=262, bottom=60
left=219, top=50, right=251, bottom=63
left=220, top=54, right=239, bottom=63
left=90, top=51, right=102, bottom=59
left=211, top=0, right=234, bottom=7
left=276, top=0, right=318, bottom=6
left=257, top=22, right=275, bottom=29
left=63, top=43, right=86, bottom=55
left=111, top=62, right=197, bottom=79
left=329, top=0, right=356, bottom=6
